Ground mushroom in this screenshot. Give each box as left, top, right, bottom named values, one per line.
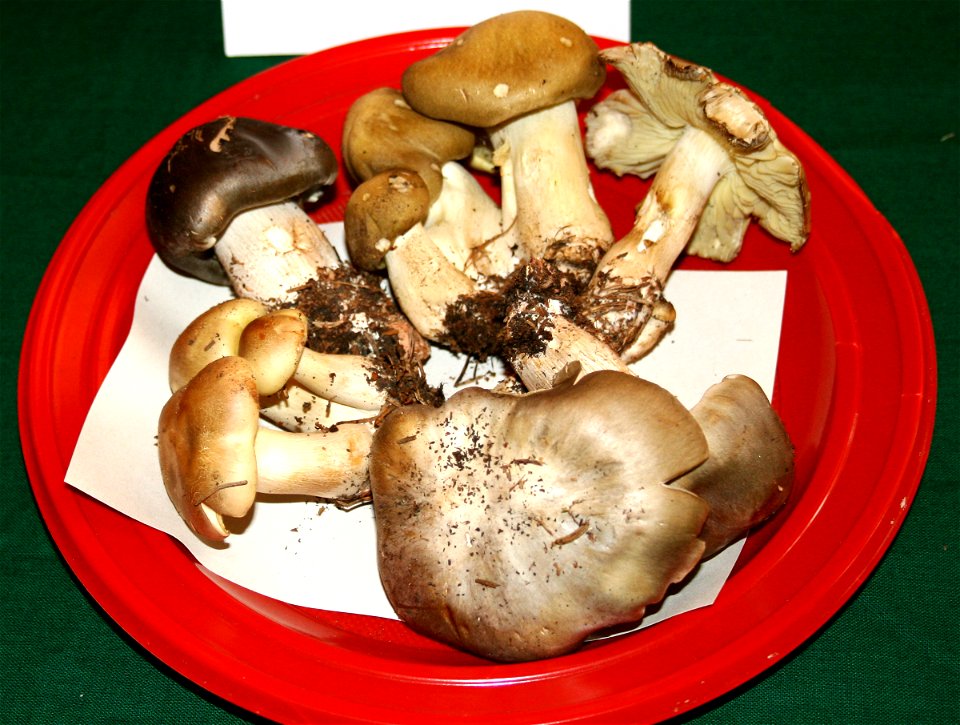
left=675, top=374, right=794, bottom=557
left=158, top=356, right=372, bottom=543
left=341, top=88, right=511, bottom=345
left=580, top=42, right=811, bottom=361
left=168, top=298, right=390, bottom=413
left=401, top=10, right=613, bottom=281
left=370, top=370, right=711, bottom=662
left=146, top=116, right=340, bottom=303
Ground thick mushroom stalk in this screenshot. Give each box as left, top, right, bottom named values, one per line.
left=158, top=356, right=372, bottom=543
left=146, top=116, right=340, bottom=303
left=401, top=10, right=613, bottom=282
left=370, top=370, right=711, bottom=662
left=581, top=43, right=810, bottom=362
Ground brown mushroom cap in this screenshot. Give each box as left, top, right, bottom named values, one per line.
left=370, top=370, right=710, bottom=662
left=146, top=116, right=338, bottom=284
left=237, top=308, right=308, bottom=397
left=343, top=169, right=431, bottom=271
left=341, top=87, right=475, bottom=202
left=158, top=355, right=261, bottom=542
left=401, top=11, right=606, bottom=129
left=168, top=298, right=268, bottom=392
left=675, top=375, right=794, bottom=557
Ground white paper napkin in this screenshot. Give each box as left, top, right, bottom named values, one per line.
left=65, top=222, right=786, bottom=624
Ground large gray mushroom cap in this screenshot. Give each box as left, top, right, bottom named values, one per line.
left=146, top=116, right=337, bottom=284
left=370, top=370, right=711, bottom=662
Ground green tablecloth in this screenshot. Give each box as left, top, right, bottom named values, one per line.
left=2, top=1, right=956, bottom=722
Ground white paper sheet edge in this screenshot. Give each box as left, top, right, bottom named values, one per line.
left=65, top=222, right=786, bottom=624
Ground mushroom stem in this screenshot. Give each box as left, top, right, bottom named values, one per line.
left=492, top=100, right=613, bottom=280
left=214, top=200, right=341, bottom=304
left=254, top=422, right=373, bottom=501
left=581, top=126, right=734, bottom=360
left=293, top=351, right=388, bottom=411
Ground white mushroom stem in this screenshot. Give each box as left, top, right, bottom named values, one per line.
left=491, top=100, right=613, bottom=276
left=509, top=314, right=631, bottom=391
left=214, top=200, right=341, bottom=304
left=260, top=383, right=376, bottom=433
left=582, top=126, right=734, bottom=360
left=421, top=161, right=514, bottom=279
left=385, top=223, right=480, bottom=342
left=293, top=351, right=388, bottom=411
left=254, top=422, right=372, bottom=499
left=199, top=421, right=374, bottom=540
left=379, top=164, right=509, bottom=343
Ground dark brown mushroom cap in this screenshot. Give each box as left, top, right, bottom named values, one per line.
left=146, top=116, right=338, bottom=284
left=341, top=87, right=475, bottom=202
left=401, top=11, right=606, bottom=129
left=370, top=370, right=710, bottom=662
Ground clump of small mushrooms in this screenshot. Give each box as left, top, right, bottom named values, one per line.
left=147, top=116, right=439, bottom=432
left=152, top=10, right=807, bottom=661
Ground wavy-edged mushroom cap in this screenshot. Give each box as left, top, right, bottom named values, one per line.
left=675, top=375, right=794, bottom=557
left=158, top=355, right=261, bottom=542
left=146, top=116, right=338, bottom=284
left=585, top=42, right=810, bottom=260
left=370, top=370, right=710, bottom=662
left=343, top=169, right=431, bottom=271
left=401, top=10, right=606, bottom=129
left=342, top=87, right=475, bottom=202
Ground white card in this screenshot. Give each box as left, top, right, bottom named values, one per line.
left=220, top=0, right=631, bottom=57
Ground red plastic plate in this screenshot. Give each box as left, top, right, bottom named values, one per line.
left=19, top=29, right=936, bottom=723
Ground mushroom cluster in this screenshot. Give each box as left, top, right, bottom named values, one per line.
left=150, top=10, right=807, bottom=662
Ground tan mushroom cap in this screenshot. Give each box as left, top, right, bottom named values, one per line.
left=370, top=370, right=710, bottom=662
left=342, top=87, right=475, bottom=202
left=238, top=308, right=308, bottom=396
left=343, top=169, right=431, bottom=271
left=158, top=356, right=261, bottom=542
left=168, top=298, right=268, bottom=392
left=675, top=375, right=794, bottom=557
left=401, top=10, right=606, bottom=128
left=586, top=42, right=810, bottom=259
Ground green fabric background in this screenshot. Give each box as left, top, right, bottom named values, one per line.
left=1, top=1, right=956, bottom=722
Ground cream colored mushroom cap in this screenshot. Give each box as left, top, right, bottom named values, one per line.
left=401, top=10, right=606, bottom=128
left=587, top=42, right=811, bottom=259
left=370, top=370, right=710, bottom=662
left=157, top=356, right=261, bottom=542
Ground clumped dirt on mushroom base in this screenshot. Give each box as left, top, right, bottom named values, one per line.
left=442, top=259, right=588, bottom=362
left=292, top=266, right=443, bottom=408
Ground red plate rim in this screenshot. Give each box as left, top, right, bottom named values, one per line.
left=18, top=28, right=937, bottom=723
